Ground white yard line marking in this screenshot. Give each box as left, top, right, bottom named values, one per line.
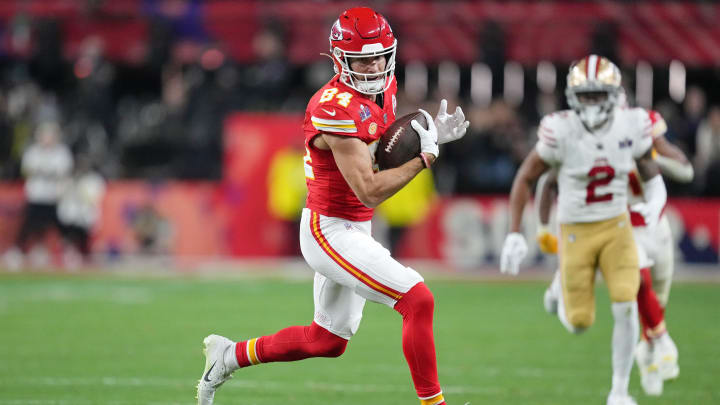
left=0, top=401, right=183, bottom=405
left=2, top=376, right=502, bottom=394
left=0, top=285, right=154, bottom=305
left=2, top=374, right=709, bottom=401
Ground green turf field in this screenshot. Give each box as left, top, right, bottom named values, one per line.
left=0, top=272, right=718, bottom=405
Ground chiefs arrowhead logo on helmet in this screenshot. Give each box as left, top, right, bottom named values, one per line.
left=330, top=20, right=343, bottom=41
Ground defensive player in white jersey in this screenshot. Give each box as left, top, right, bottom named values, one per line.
left=536, top=165, right=676, bottom=396
left=535, top=104, right=691, bottom=396
left=500, top=55, right=668, bottom=405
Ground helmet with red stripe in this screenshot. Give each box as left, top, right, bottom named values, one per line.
left=329, top=7, right=397, bottom=95
left=565, top=54, right=622, bottom=130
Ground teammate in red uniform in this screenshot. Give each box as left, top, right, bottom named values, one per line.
left=196, top=7, right=469, bottom=405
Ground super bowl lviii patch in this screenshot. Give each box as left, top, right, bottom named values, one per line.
left=360, top=104, right=371, bottom=122
left=618, top=138, right=633, bottom=149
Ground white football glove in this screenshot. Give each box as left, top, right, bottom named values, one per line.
left=434, top=99, right=470, bottom=145
left=500, top=232, right=528, bottom=276
left=411, top=109, right=439, bottom=159
left=630, top=175, right=667, bottom=229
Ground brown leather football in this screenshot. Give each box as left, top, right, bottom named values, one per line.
left=375, top=111, right=426, bottom=170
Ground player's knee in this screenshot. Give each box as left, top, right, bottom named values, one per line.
left=567, top=311, right=594, bottom=332
left=609, top=284, right=638, bottom=303
left=609, top=273, right=640, bottom=303
left=309, top=323, right=348, bottom=358
left=394, top=282, right=434, bottom=318
left=318, top=334, right=348, bottom=358
left=412, top=283, right=435, bottom=315
left=653, top=278, right=671, bottom=307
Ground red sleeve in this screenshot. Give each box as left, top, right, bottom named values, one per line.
left=309, top=105, right=359, bottom=136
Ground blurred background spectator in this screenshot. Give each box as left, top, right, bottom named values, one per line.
left=4, top=121, right=72, bottom=269
left=695, top=106, right=720, bottom=196
left=56, top=153, right=106, bottom=267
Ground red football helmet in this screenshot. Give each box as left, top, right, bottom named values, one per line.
left=329, top=7, right=397, bottom=95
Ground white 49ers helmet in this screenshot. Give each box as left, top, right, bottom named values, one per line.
left=329, top=7, right=397, bottom=95
left=565, top=55, right=622, bottom=130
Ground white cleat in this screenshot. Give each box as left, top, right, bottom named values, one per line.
left=606, top=393, right=638, bottom=405
left=640, top=363, right=663, bottom=396
left=197, top=334, right=235, bottom=405
left=636, top=340, right=663, bottom=396
left=543, top=287, right=558, bottom=314
left=543, top=271, right=561, bottom=315
left=654, top=334, right=679, bottom=380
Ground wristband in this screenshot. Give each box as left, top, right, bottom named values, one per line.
left=536, top=223, right=551, bottom=236
left=419, top=153, right=432, bottom=168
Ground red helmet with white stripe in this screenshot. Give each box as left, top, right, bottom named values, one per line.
left=565, top=54, right=622, bottom=130
left=329, top=7, right=397, bottom=95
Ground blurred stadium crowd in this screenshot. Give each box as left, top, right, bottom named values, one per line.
left=1, top=0, right=719, bottom=195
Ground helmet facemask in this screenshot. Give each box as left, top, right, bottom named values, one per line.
left=566, top=88, right=619, bottom=130
left=332, top=41, right=396, bottom=95
left=565, top=55, right=622, bottom=131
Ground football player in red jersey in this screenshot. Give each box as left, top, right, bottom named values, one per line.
left=196, top=7, right=469, bottom=405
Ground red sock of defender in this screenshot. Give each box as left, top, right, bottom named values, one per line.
left=235, top=322, right=347, bottom=367
left=394, top=282, right=443, bottom=403
left=637, top=267, right=665, bottom=340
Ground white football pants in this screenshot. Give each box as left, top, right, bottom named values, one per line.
left=299, top=208, right=424, bottom=339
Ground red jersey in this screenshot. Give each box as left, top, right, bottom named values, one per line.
left=303, top=75, right=397, bottom=221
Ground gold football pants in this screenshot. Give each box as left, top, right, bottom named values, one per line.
left=559, top=213, right=640, bottom=329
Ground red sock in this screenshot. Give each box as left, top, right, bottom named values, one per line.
left=235, top=322, right=347, bottom=367
left=394, top=282, right=443, bottom=401
left=637, top=267, right=665, bottom=340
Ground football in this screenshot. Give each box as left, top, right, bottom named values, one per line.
left=375, top=111, right=427, bottom=170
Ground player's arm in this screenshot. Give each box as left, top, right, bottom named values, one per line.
left=646, top=109, right=693, bottom=183
left=652, top=136, right=694, bottom=183
left=633, top=149, right=667, bottom=228
left=636, top=143, right=662, bottom=180
left=509, top=150, right=550, bottom=233
left=536, top=170, right=557, bottom=226
left=535, top=169, right=558, bottom=254
left=323, top=134, right=430, bottom=208
left=500, top=149, right=549, bottom=275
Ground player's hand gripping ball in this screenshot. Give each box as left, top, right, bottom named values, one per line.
left=375, top=111, right=427, bottom=170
